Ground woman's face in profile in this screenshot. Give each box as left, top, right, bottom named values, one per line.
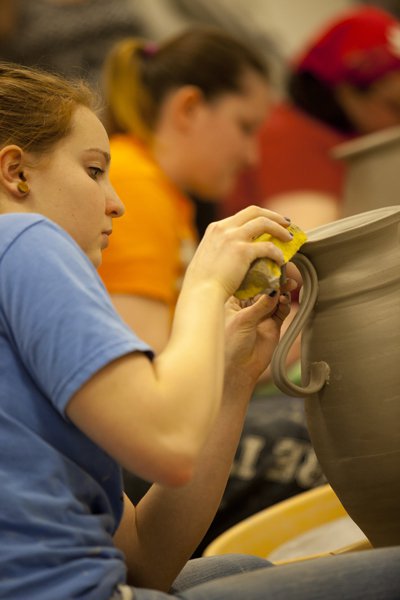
left=25, top=106, right=124, bottom=267
left=338, top=71, right=400, bottom=134
left=184, top=71, right=271, bottom=200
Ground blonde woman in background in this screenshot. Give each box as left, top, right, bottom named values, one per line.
left=99, top=28, right=271, bottom=352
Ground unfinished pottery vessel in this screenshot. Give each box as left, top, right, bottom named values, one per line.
left=333, top=125, right=400, bottom=216
left=271, top=205, right=400, bottom=547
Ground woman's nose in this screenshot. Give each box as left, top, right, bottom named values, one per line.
left=107, top=186, right=125, bottom=218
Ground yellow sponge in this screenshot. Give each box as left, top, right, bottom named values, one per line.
left=234, top=224, right=307, bottom=300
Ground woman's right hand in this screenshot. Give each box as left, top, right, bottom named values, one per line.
left=183, top=205, right=292, bottom=299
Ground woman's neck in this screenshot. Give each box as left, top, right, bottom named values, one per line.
left=152, top=134, right=188, bottom=191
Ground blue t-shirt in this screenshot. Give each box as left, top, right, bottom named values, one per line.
left=0, top=214, right=153, bottom=599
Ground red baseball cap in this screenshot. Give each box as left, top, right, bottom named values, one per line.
left=294, top=6, right=400, bottom=87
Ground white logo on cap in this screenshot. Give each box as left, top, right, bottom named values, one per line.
left=387, top=24, right=400, bottom=57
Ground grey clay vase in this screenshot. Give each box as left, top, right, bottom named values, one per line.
left=271, top=205, right=400, bottom=547
left=333, top=125, right=400, bottom=217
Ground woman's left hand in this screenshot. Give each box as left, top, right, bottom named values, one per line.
left=224, top=272, right=297, bottom=388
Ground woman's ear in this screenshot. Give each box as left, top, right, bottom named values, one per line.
left=168, top=85, right=205, bottom=132
left=0, top=145, right=30, bottom=198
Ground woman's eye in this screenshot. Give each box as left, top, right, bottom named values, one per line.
left=88, top=166, right=104, bottom=180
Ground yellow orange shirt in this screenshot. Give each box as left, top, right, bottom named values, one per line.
left=98, top=135, right=197, bottom=312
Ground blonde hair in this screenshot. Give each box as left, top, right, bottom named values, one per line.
left=104, top=27, right=269, bottom=143
left=104, top=39, right=155, bottom=143
left=0, top=62, right=95, bottom=155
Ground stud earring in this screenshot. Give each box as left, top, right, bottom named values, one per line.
left=17, top=173, right=29, bottom=194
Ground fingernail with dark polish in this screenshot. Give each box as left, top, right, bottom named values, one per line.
left=269, top=290, right=278, bottom=297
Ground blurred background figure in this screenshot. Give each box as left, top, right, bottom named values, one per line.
left=221, top=5, right=400, bottom=230
left=97, top=27, right=324, bottom=555
left=99, top=27, right=272, bottom=351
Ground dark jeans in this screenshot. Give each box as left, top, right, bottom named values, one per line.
left=111, top=549, right=400, bottom=599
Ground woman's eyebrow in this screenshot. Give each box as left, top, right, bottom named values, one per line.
left=84, top=148, right=111, bottom=164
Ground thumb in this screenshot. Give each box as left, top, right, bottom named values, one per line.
left=240, top=293, right=279, bottom=326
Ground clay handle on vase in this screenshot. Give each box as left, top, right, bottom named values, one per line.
left=271, top=253, right=330, bottom=397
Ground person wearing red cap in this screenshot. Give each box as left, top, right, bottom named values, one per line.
left=221, top=5, right=400, bottom=229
